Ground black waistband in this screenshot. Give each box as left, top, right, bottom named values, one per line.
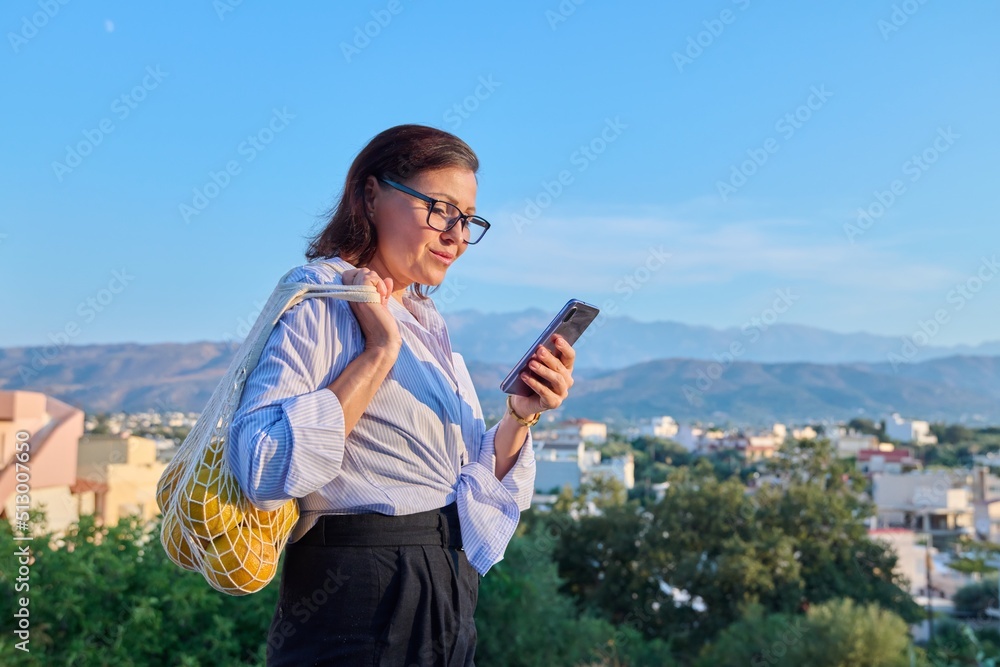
left=296, top=502, right=463, bottom=550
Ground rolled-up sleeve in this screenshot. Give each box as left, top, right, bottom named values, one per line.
left=226, top=268, right=351, bottom=511
left=476, top=422, right=536, bottom=511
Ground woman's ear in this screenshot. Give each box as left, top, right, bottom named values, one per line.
left=363, top=175, right=380, bottom=219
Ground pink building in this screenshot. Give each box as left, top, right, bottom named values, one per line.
left=0, top=390, right=84, bottom=533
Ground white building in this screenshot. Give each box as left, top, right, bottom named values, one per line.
left=885, top=414, right=938, bottom=445
left=638, top=416, right=678, bottom=439
left=673, top=425, right=727, bottom=454
left=553, top=419, right=607, bottom=445
left=586, top=453, right=635, bottom=489
left=790, top=425, right=816, bottom=440
left=532, top=427, right=633, bottom=496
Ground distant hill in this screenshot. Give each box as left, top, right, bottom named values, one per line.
left=0, top=341, right=238, bottom=414
left=2, top=341, right=998, bottom=425
left=442, top=309, right=1000, bottom=369
left=521, top=356, right=1000, bottom=426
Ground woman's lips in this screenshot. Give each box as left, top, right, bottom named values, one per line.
left=430, top=250, right=455, bottom=266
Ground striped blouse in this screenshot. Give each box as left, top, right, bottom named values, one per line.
left=226, top=256, right=536, bottom=575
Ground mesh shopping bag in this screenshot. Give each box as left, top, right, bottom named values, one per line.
left=156, top=262, right=379, bottom=595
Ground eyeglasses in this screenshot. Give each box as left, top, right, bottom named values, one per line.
left=378, top=176, right=490, bottom=244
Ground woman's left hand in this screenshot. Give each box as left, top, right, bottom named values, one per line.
left=510, top=334, right=576, bottom=418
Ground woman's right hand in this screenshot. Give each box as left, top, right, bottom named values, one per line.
left=342, top=268, right=402, bottom=353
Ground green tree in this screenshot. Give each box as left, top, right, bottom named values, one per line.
left=953, top=578, right=999, bottom=618
left=0, top=514, right=277, bottom=666
left=927, top=621, right=1000, bottom=665
left=698, top=599, right=916, bottom=667
left=476, top=531, right=676, bottom=667
left=849, top=418, right=884, bottom=438
left=549, top=440, right=920, bottom=659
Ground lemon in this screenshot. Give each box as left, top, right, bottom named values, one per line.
left=202, top=525, right=278, bottom=594
left=161, top=509, right=198, bottom=571
left=156, top=460, right=184, bottom=514
left=249, top=501, right=299, bottom=543
left=180, top=466, right=245, bottom=539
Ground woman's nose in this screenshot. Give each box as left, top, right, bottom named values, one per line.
left=441, top=221, right=464, bottom=245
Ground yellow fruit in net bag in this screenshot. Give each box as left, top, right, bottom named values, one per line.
left=156, top=459, right=184, bottom=514
left=249, top=500, right=299, bottom=543
left=203, top=525, right=278, bottom=594
left=161, top=509, right=198, bottom=571
left=180, top=463, right=245, bottom=540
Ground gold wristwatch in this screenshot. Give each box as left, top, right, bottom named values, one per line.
left=506, top=395, right=541, bottom=427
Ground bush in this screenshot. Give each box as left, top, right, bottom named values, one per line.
left=698, top=599, right=913, bottom=667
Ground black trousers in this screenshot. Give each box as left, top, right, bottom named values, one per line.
left=265, top=503, right=480, bottom=666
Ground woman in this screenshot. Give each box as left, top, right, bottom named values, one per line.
left=227, top=124, right=577, bottom=666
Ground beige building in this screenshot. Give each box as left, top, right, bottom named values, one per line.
left=639, top=416, right=678, bottom=439
left=873, top=471, right=973, bottom=537
left=554, top=418, right=608, bottom=445
left=75, top=434, right=168, bottom=525
left=0, top=390, right=84, bottom=533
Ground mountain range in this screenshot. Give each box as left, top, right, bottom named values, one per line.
left=2, top=311, right=997, bottom=424
left=442, top=309, right=1000, bottom=369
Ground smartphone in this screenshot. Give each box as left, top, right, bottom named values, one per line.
left=500, top=299, right=600, bottom=396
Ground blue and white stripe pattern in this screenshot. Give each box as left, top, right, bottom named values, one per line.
left=226, top=256, right=535, bottom=575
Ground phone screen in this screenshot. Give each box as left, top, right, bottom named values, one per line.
left=500, top=299, right=599, bottom=396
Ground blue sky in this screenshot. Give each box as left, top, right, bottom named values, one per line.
left=2, top=0, right=998, bottom=349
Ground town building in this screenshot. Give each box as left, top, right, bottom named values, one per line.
left=552, top=418, right=608, bottom=445
left=857, top=448, right=921, bottom=476
left=826, top=426, right=881, bottom=457
left=0, top=390, right=84, bottom=534
left=75, top=434, right=168, bottom=525
left=872, top=470, right=973, bottom=538
left=885, top=413, right=938, bottom=445
left=637, top=416, right=678, bottom=439
left=532, top=420, right=632, bottom=496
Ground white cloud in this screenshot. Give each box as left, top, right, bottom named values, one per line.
left=479, top=210, right=958, bottom=295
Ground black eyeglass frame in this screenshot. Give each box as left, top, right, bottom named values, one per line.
left=377, top=176, right=491, bottom=245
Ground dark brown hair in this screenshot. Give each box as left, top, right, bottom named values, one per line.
left=306, top=124, right=479, bottom=299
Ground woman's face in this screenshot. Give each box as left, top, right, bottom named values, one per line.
left=365, top=166, right=477, bottom=297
